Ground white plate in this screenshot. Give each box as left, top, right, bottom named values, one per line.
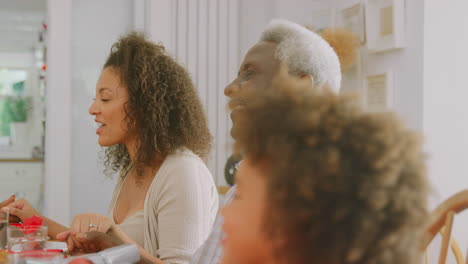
left=45, top=241, right=67, bottom=251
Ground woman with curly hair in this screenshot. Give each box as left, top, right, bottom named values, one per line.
left=221, top=84, right=429, bottom=264
left=4, top=32, right=218, bottom=264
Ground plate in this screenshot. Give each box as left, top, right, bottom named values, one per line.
left=45, top=241, right=67, bottom=251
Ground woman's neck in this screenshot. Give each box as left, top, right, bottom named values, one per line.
left=124, top=139, right=165, bottom=180
left=125, top=136, right=138, bottom=163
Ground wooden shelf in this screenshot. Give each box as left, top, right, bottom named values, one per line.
left=0, top=159, right=43, bottom=163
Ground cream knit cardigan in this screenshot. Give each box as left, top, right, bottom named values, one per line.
left=109, top=149, right=219, bottom=264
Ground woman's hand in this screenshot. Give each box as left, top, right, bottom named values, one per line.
left=0, top=195, right=15, bottom=208
left=57, top=230, right=123, bottom=255
left=58, top=214, right=115, bottom=254
left=70, top=213, right=113, bottom=233
left=2, top=198, right=69, bottom=238
left=1, top=198, right=41, bottom=222
left=0, top=195, right=21, bottom=222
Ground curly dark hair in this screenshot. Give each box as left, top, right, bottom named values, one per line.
left=102, top=31, right=212, bottom=178
left=234, top=85, right=429, bottom=264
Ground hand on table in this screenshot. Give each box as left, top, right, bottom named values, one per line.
left=1, top=198, right=39, bottom=223
left=56, top=213, right=115, bottom=254
left=57, top=230, right=124, bottom=254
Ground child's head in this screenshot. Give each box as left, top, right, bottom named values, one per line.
left=221, top=85, right=429, bottom=264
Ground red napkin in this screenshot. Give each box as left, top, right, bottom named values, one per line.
left=11, top=215, right=44, bottom=234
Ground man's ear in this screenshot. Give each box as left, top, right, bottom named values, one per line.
left=299, top=73, right=315, bottom=89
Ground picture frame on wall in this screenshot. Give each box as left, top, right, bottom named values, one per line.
left=365, top=0, right=405, bottom=53
left=341, top=50, right=363, bottom=98
left=337, top=2, right=366, bottom=44
left=364, top=70, right=394, bottom=112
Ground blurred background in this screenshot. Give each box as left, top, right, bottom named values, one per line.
left=0, top=0, right=467, bottom=262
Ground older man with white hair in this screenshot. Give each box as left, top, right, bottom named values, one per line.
left=59, top=19, right=342, bottom=264
left=191, top=18, right=341, bottom=264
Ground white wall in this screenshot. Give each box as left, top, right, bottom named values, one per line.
left=423, top=0, right=468, bottom=256
left=45, top=0, right=135, bottom=223
left=70, top=0, right=134, bottom=217
left=273, top=0, right=335, bottom=29
left=44, top=0, right=72, bottom=224
left=0, top=162, right=43, bottom=210
left=361, top=0, right=424, bottom=130
left=238, top=0, right=274, bottom=58
left=146, top=0, right=239, bottom=187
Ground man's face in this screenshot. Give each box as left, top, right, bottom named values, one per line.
left=224, top=41, right=281, bottom=139
left=221, top=158, right=274, bottom=264
left=225, top=41, right=311, bottom=139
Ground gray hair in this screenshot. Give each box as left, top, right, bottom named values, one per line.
left=261, top=19, right=342, bottom=93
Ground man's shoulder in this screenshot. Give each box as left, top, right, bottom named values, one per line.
left=189, top=185, right=237, bottom=264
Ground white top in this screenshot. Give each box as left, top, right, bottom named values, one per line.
left=190, top=186, right=236, bottom=264
left=108, top=209, right=145, bottom=248
left=108, top=148, right=219, bottom=264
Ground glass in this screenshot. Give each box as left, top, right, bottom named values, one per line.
left=7, top=226, right=47, bottom=252
left=0, top=211, right=8, bottom=249
left=8, top=251, right=63, bottom=264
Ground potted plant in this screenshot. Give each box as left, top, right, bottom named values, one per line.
left=0, top=96, right=31, bottom=144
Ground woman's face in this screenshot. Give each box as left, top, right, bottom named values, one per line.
left=88, top=67, right=130, bottom=147
left=221, top=158, right=275, bottom=264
